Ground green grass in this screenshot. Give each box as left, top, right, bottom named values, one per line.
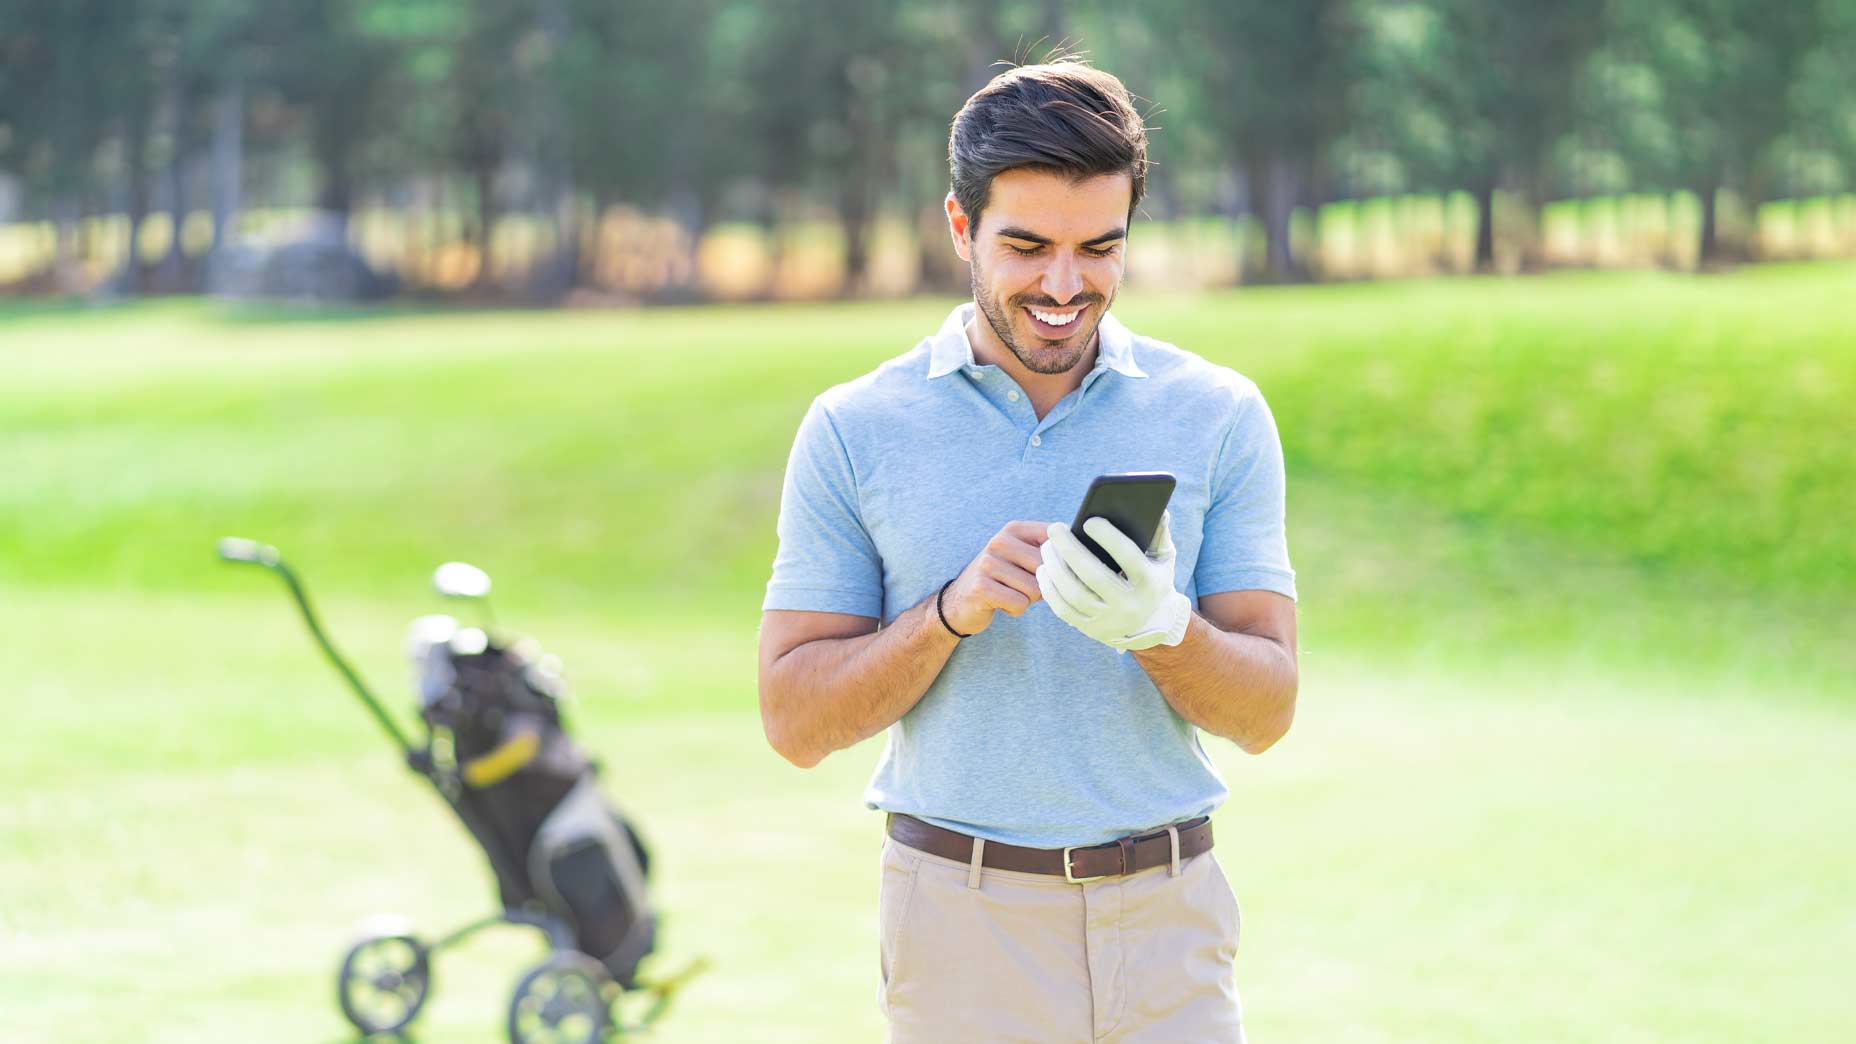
left=1, top=267, right=1852, bottom=1041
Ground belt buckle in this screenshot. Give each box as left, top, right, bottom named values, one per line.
left=1062, top=844, right=1109, bottom=884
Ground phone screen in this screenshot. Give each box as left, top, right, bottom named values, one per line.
left=1069, top=472, right=1177, bottom=574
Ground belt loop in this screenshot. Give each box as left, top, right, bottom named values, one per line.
left=966, top=838, right=986, bottom=889
left=1167, top=824, right=1182, bottom=877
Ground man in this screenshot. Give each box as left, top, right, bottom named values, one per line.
left=758, top=58, right=1297, bottom=1043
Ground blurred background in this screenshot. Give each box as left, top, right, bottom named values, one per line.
left=1, top=1, right=1851, bottom=1042
left=4, top=0, right=1856, bottom=298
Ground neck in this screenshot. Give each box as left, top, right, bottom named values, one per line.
left=964, top=315, right=1099, bottom=408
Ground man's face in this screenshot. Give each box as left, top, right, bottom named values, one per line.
left=949, top=168, right=1132, bottom=375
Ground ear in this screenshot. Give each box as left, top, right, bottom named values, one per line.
left=946, top=192, right=972, bottom=263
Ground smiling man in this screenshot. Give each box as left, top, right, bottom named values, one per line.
left=758, top=58, right=1298, bottom=1042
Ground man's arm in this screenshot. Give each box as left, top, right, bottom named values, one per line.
left=757, top=600, right=961, bottom=769
left=1130, top=589, right=1298, bottom=754
left=758, top=521, right=1050, bottom=769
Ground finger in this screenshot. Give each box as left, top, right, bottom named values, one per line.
left=983, top=558, right=1044, bottom=605
left=1149, top=509, right=1172, bottom=554
left=1082, top=516, right=1150, bottom=576
left=978, top=574, right=1034, bottom=617
left=1039, top=540, right=1107, bottom=616
left=1047, top=521, right=1129, bottom=599
left=1004, top=520, right=1055, bottom=547
left=988, top=534, right=1047, bottom=578
left=1037, top=568, right=1088, bottom=627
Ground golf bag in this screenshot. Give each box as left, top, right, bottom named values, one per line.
left=407, top=616, right=657, bottom=986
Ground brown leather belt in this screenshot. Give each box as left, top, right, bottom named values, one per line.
left=886, top=813, right=1214, bottom=883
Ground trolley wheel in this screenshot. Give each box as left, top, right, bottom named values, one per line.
left=508, top=951, right=615, bottom=1044
left=336, top=931, right=431, bottom=1036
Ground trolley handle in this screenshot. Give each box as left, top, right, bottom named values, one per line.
left=218, top=536, right=416, bottom=756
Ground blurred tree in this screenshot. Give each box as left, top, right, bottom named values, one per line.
left=1151, top=0, right=1358, bottom=282
left=1428, top=0, right=1604, bottom=270
left=0, top=0, right=148, bottom=275
left=565, top=0, right=726, bottom=296
left=1584, top=0, right=1830, bottom=264
left=1790, top=0, right=1856, bottom=199
left=1, top=0, right=1852, bottom=295
left=253, top=0, right=406, bottom=237
left=733, top=0, right=937, bottom=295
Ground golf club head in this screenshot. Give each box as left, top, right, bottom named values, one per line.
left=433, top=561, right=492, bottom=600
left=217, top=537, right=278, bottom=566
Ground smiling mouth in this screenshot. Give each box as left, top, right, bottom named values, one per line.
left=1024, top=305, right=1086, bottom=337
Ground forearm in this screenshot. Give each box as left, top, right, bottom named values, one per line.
left=1131, top=612, right=1298, bottom=753
left=760, top=594, right=960, bottom=768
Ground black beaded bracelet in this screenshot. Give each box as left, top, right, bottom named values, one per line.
left=935, top=578, right=971, bottom=639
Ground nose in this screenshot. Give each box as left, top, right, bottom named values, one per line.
left=1040, top=253, right=1084, bottom=306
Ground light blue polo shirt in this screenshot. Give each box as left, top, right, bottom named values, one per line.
left=763, top=302, right=1296, bottom=848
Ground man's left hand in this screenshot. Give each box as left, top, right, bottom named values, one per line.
left=1037, top=511, right=1192, bottom=652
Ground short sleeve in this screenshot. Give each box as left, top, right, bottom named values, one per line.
left=1195, top=387, right=1297, bottom=601
left=761, top=398, right=886, bottom=617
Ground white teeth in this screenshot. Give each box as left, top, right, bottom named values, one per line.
left=1029, top=308, right=1079, bottom=326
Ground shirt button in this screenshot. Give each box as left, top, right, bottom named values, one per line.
left=1030, top=435, right=1042, bottom=447
left=1008, top=390, right=1020, bottom=402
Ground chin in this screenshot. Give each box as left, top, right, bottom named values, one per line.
left=1016, top=342, right=1088, bottom=375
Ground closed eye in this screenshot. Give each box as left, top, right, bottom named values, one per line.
left=1007, top=244, right=1118, bottom=257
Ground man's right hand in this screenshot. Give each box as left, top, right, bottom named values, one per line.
left=940, top=521, right=1052, bottom=637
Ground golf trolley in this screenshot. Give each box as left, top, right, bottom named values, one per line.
left=219, top=539, right=705, bottom=1042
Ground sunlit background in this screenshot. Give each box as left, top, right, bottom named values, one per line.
left=2, top=1, right=1852, bottom=1042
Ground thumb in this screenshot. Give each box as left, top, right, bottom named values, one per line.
left=1148, top=509, right=1175, bottom=558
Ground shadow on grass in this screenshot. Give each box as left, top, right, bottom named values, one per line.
left=0, top=293, right=528, bottom=328
left=207, top=298, right=491, bottom=325
left=0, top=296, right=112, bottom=324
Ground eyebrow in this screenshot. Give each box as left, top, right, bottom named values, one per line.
left=993, top=225, right=1127, bottom=248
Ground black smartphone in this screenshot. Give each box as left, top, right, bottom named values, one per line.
left=1069, top=472, right=1177, bottom=574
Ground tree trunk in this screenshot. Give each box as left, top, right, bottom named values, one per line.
left=680, top=201, right=710, bottom=297
left=1742, top=175, right=1769, bottom=262
left=314, top=129, right=354, bottom=241
left=916, top=204, right=963, bottom=294
left=1304, top=158, right=1328, bottom=279
left=1474, top=181, right=1497, bottom=272
left=1698, top=182, right=1720, bottom=268
left=125, top=108, right=151, bottom=294
left=840, top=179, right=872, bottom=297
left=53, top=196, right=79, bottom=275
left=1252, top=153, right=1302, bottom=283
left=527, top=0, right=576, bottom=301
left=1225, top=160, right=1253, bottom=285
left=839, top=59, right=882, bottom=297
left=1514, top=169, right=1547, bottom=272
left=158, top=79, right=189, bottom=292
left=472, top=162, right=497, bottom=291
left=579, top=191, right=608, bottom=287
left=210, top=78, right=243, bottom=254
left=760, top=191, right=784, bottom=300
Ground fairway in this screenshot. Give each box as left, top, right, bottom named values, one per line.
left=2, top=267, right=1852, bottom=1041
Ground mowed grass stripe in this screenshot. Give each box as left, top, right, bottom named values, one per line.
left=5, top=266, right=1851, bottom=602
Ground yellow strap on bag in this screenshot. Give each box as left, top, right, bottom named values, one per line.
left=461, top=727, right=541, bottom=788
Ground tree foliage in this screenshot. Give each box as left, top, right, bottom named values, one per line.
left=0, top=0, right=1851, bottom=293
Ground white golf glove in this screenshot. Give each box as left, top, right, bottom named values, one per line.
left=1038, top=510, right=1193, bottom=652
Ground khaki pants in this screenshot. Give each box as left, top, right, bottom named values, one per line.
left=877, top=833, right=1246, bottom=1043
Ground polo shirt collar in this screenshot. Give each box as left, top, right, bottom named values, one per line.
left=926, top=302, right=1148, bottom=380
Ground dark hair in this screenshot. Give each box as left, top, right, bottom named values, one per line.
left=948, top=58, right=1149, bottom=236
